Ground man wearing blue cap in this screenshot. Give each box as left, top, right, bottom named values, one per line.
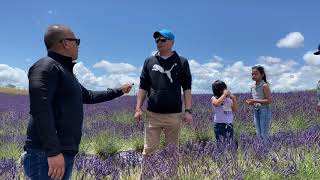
left=314, top=45, right=320, bottom=112
left=134, top=29, right=192, bottom=156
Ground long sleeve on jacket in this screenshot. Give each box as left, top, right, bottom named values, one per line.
left=28, top=63, right=61, bottom=157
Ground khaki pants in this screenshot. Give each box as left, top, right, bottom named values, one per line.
left=142, top=111, right=182, bottom=156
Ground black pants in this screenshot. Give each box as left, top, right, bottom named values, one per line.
left=214, top=123, right=234, bottom=142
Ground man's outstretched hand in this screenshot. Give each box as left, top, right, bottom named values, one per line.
left=120, top=83, right=133, bottom=94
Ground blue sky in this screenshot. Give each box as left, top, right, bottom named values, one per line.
left=1, top=0, right=320, bottom=93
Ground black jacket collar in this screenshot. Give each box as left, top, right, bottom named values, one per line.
left=48, top=51, right=76, bottom=71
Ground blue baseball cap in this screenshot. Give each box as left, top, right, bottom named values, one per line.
left=153, top=29, right=175, bottom=40
left=314, top=44, right=320, bottom=55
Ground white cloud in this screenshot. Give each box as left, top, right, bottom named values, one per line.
left=257, top=56, right=298, bottom=77
left=252, top=56, right=302, bottom=91
left=258, top=56, right=281, bottom=65
left=74, top=62, right=139, bottom=95
left=0, top=64, right=28, bottom=89
left=188, top=55, right=318, bottom=93
left=2, top=52, right=320, bottom=94
left=276, top=32, right=304, bottom=48
left=73, top=56, right=318, bottom=94
left=93, top=60, right=137, bottom=74
left=303, top=51, right=320, bottom=66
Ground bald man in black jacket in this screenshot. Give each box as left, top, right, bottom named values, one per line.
left=22, top=24, right=132, bottom=180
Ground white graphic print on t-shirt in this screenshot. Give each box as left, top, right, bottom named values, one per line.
left=152, top=63, right=177, bottom=83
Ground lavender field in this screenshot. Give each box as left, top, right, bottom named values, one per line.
left=0, top=91, right=320, bottom=179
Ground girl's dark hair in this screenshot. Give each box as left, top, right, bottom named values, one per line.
left=212, top=80, right=227, bottom=98
left=252, top=65, right=268, bottom=83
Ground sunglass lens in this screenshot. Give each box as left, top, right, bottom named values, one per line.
left=155, top=38, right=166, bottom=43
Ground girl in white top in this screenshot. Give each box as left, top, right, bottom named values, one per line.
left=211, top=80, right=238, bottom=142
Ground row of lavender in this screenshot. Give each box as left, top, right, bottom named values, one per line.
left=0, top=91, right=319, bottom=179
left=2, top=128, right=320, bottom=179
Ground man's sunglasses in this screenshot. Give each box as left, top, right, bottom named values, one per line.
left=155, top=38, right=167, bottom=43
left=60, top=38, right=81, bottom=45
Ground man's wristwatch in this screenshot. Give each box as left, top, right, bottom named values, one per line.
left=185, top=109, right=192, bottom=114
